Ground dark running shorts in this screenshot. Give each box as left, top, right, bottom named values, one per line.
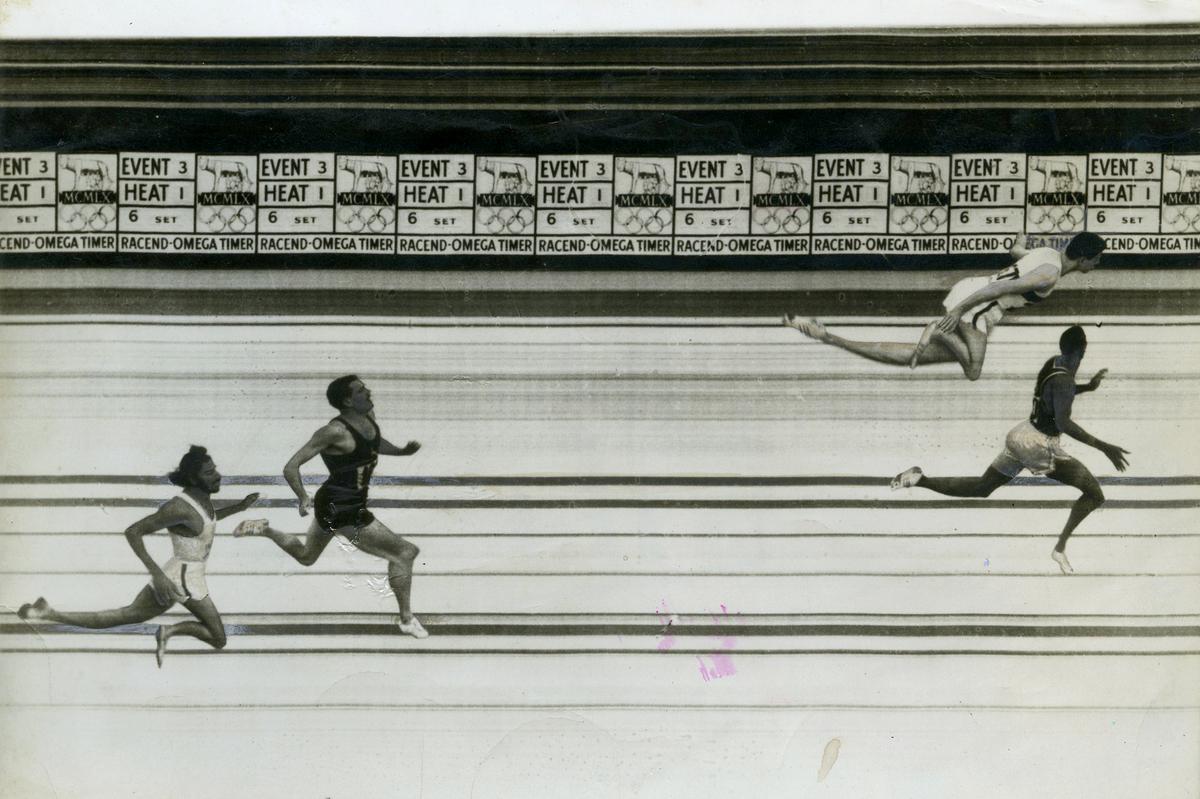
left=314, top=485, right=375, bottom=531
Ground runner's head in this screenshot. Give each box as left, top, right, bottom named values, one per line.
left=1065, top=232, right=1105, bottom=273
left=168, top=445, right=221, bottom=494
left=326, top=374, right=373, bottom=413
left=1059, top=325, right=1088, bottom=370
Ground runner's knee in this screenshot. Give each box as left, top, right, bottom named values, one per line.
left=975, top=468, right=1010, bottom=497
left=964, top=363, right=984, bottom=381
left=380, top=540, right=419, bottom=565
left=212, top=628, right=227, bottom=649
left=1083, top=484, right=1105, bottom=504
left=297, top=546, right=321, bottom=567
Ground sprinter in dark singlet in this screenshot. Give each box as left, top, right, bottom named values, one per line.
left=890, top=326, right=1129, bottom=574
left=234, top=375, right=427, bottom=637
left=314, top=410, right=381, bottom=532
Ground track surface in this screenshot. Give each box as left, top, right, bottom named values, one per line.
left=1, top=315, right=1197, bottom=797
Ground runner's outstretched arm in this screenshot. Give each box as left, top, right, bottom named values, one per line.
left=1048, top=378, right=1129, bottom=471
left=378, top=438, right=420, bottom=457
left=214, top=493, right=260, bottom=520
left=1073, top=368, right=1108, bottom=395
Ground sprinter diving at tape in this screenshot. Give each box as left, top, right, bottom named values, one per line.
left=784, top=232, right=1106, bottom=380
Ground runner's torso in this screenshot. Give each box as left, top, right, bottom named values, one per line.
left=991, top=248, right=1062, bottom=311
left=170, top=492, right=216, bottom=561
left=1030, top=356, right=1074, bottom=435
left=320, top=416, right=380, bottom=495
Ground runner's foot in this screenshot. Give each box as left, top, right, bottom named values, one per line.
left=397, top=616, right=429, bottom=639
left=890, top=467, right=924, bottom=490
left=233, top=519, right=269, bottom=538
left=17, top=597, right=50, bottom=621
left=1052, top=550, right=1074, bottom=575
left=783, top=314, right=829, bottom=342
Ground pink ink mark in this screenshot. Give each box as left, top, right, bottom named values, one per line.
left=710, top=603, right=741, bottom=652
left=697, top=652, right=737, bottom=682
left=698, top=618, right=738, bottom=682
left=710, top=603, right=742, bottom=627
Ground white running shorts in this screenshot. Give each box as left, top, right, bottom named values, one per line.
left=943, top=276, right=1004, bottom=334
left=990, top=420, right=1073, bottom=477
left=150, top=557, right=209, bottom=604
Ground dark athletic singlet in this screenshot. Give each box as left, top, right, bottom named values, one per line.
left=315, top=416, right=380, bottom=531
left=1029, top=357, right=1073, bottom=436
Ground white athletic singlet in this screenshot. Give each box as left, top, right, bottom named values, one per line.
left=149, top=492, right=217, bottom=603
left=993, top=247, right=1063, bottom=311
left=943, top=247, right=1063, bottom=332
left=171, top=492, right=216, bottom=561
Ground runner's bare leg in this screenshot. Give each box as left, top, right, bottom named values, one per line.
left=914, top=321, right=989, bottom=380
left=18, top=585, right=169, bottom=628
left=913, top=467, right=1012, bottom=497
left=1045, top=457, right=1106, bottom=574
left=784, top=315, right=958, bottom=366
left=239, top=519, right=334, bottom=566
left=351, top=518, right=420, bottom=622
left=156, top=595, right=228, bottom=667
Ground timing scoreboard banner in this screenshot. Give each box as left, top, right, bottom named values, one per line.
left=1, top=33, right=1199, bottom=268
left=2, top=150, right=1197, bottom=257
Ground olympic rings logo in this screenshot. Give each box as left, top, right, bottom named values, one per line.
left=474, top=207, right=533, bottom=235
left=890, top=207, right=948, bottom=235
left=1164, top=206, right=1200, bottom=233
left=198, top=206, right=256, bottom=234
left=1027, top=205, right=1084, bottom=233
left=614, top=207, right=671, bottom=235
left=338, top=206, right=396, bottom=234
left=58, top=204, right=115, bottom=232
left=753, top=207, right=810, bottom=235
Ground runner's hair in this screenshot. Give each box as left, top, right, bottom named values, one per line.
left=1065, top=232, right=1105, bottom=260
left=1059, top=325, right=1087, bottom=356
left=168, top=445, right=210, bottom=487
left=326, top=374, right=361, bottom=409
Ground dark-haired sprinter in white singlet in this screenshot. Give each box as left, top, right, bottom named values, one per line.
left=18, top=446, right=259, bottom=666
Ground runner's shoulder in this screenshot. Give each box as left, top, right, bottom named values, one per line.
left=315, top=418, right=352, bottom=439
left=1027, top=247, right=1061, bottom=265
left=158, top=496, right=202, bottom=531
left=312, top=418, right=356, bottom=451
left=1024, top=255, right=1061, bottom=284
left=1044, top=369, right=1075, bottom=391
